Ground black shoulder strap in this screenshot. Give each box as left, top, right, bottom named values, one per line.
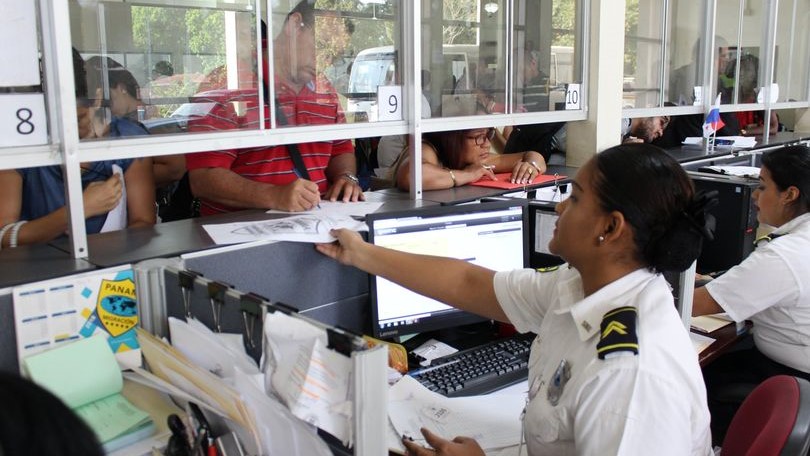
left=273, top=101, right=311, bottom=180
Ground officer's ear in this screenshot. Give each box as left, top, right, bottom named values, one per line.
left=782, top=185, right=800, bottom=206
left=602, top=211, right=628, bottom=244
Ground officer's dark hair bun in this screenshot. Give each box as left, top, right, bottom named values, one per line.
left=592, top=144, right=715, bottom=273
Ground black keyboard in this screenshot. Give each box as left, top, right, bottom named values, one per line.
left=408, top=333, right=534, bottom=397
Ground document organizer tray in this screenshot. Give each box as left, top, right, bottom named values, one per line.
left=151, top=265, right=388, bottom=456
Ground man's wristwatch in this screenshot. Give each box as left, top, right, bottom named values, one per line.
left=341, top=173, right=360, bottom=185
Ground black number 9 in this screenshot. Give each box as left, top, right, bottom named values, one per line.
left=388, top=95, right=398, bottom=114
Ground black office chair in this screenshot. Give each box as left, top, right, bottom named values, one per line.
left=721, top=375, right=810, bottom=456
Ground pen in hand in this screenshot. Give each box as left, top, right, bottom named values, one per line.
left=292, top=167, right=321, bottom=209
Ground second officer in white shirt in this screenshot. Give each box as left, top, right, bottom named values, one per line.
left=317, top=143, right=715, bottom=455
left=693, top=144, right=810, bottom=444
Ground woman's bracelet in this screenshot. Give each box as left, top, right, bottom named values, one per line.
left=448, top=169, right=457, bottom=187
left=0, top=223, right=14, bottom=251
left=9, top=221, right=28, bottom=248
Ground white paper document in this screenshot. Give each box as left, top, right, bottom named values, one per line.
left=203, top=214, right=367, bottom=244
left=266, top=200, right=384, bottom=218
left=168, top=317, right=259, bottom=378
left=682, top=136, right=757, bottom=148
left=691, top=313, right=735, bottom=333
left=263, top=312, right=353, bottom=446
left=100, top=165, right=127, bottom=233
left=700, top=165, right=760, bottom=178
left=412, top=339, right=458, bottom=366
left=690, top=332, right=716, bottom=355
left=388, top=376, right=525, bottom=451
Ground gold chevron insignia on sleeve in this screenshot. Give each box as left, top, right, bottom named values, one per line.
left=596, top=306, right=638, bottom=360
left=536, top=266, right=559, bottom=273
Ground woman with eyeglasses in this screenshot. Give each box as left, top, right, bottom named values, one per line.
left=392, top=127, right=547, bottom=191
left=692, top=144, right=810, bottom=444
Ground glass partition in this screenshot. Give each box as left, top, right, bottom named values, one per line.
left=68, top=0, right=404, bottom=140
left=624, top=0, right=665, bottom=108
left=511, top=0, right=583, bottom=114
left=420, top=0, right=584, bottom=118
left=774, top=0, right=810, bottom=104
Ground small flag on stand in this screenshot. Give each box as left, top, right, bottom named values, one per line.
left=702, top=93, right=725, bottom=152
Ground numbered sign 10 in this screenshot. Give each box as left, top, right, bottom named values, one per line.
left=0, top=94, right=48, bottom=147
left=377, top=85, right=403, bottom=122
left=565, top=83, right=581, bottom=110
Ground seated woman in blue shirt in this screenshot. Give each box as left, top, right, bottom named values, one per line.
left=0, top=52, right=154, bottom=248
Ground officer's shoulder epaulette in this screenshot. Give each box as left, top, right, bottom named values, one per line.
left=596, top=306, right=638, bottom=360
left=536, top=265, right=559, bottom=273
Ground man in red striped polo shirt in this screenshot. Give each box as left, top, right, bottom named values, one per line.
left=187, top=0, right=363, bottom=215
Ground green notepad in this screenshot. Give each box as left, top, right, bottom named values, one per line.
left=23, top=335, right=153, bottom=445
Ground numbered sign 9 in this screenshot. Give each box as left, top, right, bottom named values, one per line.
left=565, top=83, right=581, bottom=110
left=377, top=85, right=403, bottom=122
left=0, top=94, right=48, bottom=147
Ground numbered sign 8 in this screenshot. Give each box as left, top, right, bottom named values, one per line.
left=0, top=94, right=48, bottom=147
left=565, top=83, right=581, bottom=110
left=377, top=85, right=403, bottom=122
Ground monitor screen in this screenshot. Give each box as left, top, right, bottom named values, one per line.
left=366, top=200, right=529, bottom=338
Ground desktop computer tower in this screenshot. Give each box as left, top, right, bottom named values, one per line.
left=688, top=171, right=759, bottom=274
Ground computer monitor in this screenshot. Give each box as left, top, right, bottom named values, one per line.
left=366, top=200, right=529, bottom=339
left=528, top=201, right=565, bottom=269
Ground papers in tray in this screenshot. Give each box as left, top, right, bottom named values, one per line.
left=691, top=313, right=735, bottom=333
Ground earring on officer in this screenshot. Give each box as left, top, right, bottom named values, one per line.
left=597, top=235, right=605, bottom=243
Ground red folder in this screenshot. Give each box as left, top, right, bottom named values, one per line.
left=469, top=173, right=565, bottom=189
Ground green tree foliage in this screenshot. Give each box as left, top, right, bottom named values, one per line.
left=552, top=0, right=576, bottom=46
left=624, top=0, right=639, bottom=75
left=131, top=6, right=226, bottom=75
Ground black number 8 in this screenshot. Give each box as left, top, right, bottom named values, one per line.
left=16, top=108, right=35, bottom=135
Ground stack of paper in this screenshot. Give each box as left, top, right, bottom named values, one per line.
left=23, top=336, right=153, bottom=451
left=691, top=313, right=734, bottom=333
left=137, top=327, right=331, bottom=456
left=263, top=311, right=354, bottom=446
left=387, top=376, right=525, bottom=452
left=136, top=328, right=259, bottom=448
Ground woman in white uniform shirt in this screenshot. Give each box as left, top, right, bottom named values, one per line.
left=317, top=144, right=714, bottom=455
left=693, top=144, right=810, bottom=444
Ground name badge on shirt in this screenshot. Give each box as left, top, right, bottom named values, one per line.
left=547, top=359, right=570, bottom=406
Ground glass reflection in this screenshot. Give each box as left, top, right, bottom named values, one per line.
left=775, top=0, right=810, bottom=103
left=69, top=0, right=406, bottom=135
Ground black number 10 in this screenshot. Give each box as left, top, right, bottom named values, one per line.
left=16, top=108, right=35, bottom=135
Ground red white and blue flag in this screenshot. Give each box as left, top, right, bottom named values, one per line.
left=702, top=93, right=725, bottom=138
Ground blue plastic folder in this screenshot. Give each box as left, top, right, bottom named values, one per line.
left=23, top=335, right=153, bottom=448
